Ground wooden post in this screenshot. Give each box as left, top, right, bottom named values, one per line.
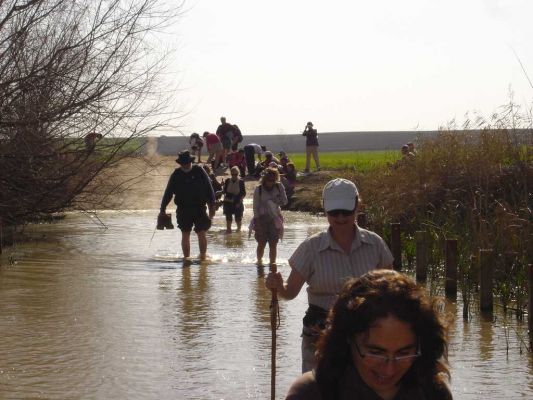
left=0, top=216, right=2, bottom=255
left=479, top=249, right=494, bottom=311
left=269, top=263, right=279, bottom=400
left=529, top=264, right=533, bottom=349
left=415, top=231, right=428, bottom=281
left=445, top=239, right=458, bottom=295
left=390, top=223, right=402, bottom=271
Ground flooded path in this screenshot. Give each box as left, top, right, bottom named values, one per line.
left=0, top=158, right=532, bottom=399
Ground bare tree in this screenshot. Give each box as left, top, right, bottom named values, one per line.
left=0, top=0, right=182, bottom=225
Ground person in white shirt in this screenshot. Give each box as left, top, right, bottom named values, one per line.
left=266, top=178, right=394, bottom=372
left=243, top=143, right=266, bottom=176
left=250, top=167, right=287, bottom=265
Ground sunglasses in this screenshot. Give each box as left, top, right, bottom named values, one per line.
left=327, top=209, right=355, bottom=217
left=231, top=173, right=239, bottom=176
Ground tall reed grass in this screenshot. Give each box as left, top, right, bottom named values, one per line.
left=342, top=103, right=532, bottom=319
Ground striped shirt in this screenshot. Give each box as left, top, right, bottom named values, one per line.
left=289, top=226, right=394, bottom=310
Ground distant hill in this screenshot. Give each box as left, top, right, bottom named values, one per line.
left=148, top=130, right=439, bottom=156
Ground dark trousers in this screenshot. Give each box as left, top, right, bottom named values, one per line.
left=244, top=145, right=256, bottom=175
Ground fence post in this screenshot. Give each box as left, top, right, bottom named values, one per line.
left=479, top=249, right=494, bottom=311
left=390, top=223, right=402, bottom=271
left=445, top=239, right=458, bottom=296
left=529, top=264, right=533, bottom=349
left=415, top=231, right=428, bottom=281
left=0, top=216, right=2, bottom=255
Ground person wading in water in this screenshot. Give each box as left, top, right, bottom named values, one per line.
left=266, top=178, right=393, bottom=373
left=250, top=167, right=287, bottom=265
left=159, top=150, right=216, bottom=261
left=222, top=166, right=246, bottom=233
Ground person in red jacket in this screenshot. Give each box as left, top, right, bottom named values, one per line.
left=227, top=148, right=247, bottom=177
left=203, top=131, right=223, bottom=170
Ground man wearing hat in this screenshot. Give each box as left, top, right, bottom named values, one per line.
left=266, top=178, right=393, bottom=373
left=159, top=150, right=216, bottom=261
left=302, top=121, right=320, bottom=173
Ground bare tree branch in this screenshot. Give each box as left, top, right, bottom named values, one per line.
left=0, top=0, right=184, bottom=225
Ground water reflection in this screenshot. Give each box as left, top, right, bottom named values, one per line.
left=175, top=261, right=212, bottom=344
left=0, top=211, right=532, bottom=399
left=478, top=312, right=494, bottom=362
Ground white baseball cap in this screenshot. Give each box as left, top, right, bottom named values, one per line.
left=322, top=178, right=359, bottom=212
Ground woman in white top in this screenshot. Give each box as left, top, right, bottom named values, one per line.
left=266, top=178, right=394, bottom=373
left=251, top=167, right=287, bottom=265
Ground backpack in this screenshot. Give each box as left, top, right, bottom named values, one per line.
left=233, top=124, right=243, bottom=143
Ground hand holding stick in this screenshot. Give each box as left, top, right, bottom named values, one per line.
left=269, top=263, right=279, bottom=400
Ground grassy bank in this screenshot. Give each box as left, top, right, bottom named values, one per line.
left=289, top=126, right=532, bottom=320
left=287, top=150, right=399, bottom=172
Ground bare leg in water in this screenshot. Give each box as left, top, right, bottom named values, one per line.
left=197, top=230, right=208, bottom=260
left=181, top=231, right=191, bottom=258
left=268, top=239, right=277, bottom=264
left=226, top=217, right=232, bottom=233
left=256, top=241, right=267, bottom=265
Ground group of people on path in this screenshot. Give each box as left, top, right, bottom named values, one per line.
left=188, top=117, right=243, bottom=170
left=158, top=148, right=290, bottom=266
left=159, top=125, right=451, bottom=399
left=189, top=118, right=321, bottom=178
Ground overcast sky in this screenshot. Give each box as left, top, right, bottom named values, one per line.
left=164, top=0, right=533, bottom=136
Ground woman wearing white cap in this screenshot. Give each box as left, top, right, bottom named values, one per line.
left=266, top=178, right=393, bottom=373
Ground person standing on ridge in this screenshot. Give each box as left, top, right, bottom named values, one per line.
left=302, top=121, right=320, bottom=173
left=159, top=150, right=216, bottom=261
left=231, top=124, right=243, bottom=151
left=266, top=178, right=393, bottom=373
left=85, top=132, right=102, bottom=153
left=216, top=116, right=234, bottom=166
left=189, top=132, right=204, bottom=163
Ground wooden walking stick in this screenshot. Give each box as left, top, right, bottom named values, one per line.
left=269, top=263, right=280, bottom=400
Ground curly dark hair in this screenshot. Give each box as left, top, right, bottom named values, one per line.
left=315, top=269, right=451, bottom=400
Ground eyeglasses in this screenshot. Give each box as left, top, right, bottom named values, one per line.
left=231, top=173, right=239, bottom=176
left=327, top=209, right=355, bottom=217
left=350, top=339, right=421, bottom=366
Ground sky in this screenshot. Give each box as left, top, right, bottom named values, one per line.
left=162, top=0, right=533, bottom=136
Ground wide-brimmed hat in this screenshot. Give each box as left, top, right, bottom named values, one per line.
left=176, top=150, right=195, bottom=165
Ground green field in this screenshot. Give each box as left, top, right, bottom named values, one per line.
left=287, top=150, right=400, bottom=172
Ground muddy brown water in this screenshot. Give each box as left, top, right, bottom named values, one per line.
left=0, top=158, right=532, bottom=399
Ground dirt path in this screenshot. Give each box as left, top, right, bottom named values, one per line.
left=98, top=155, right=328, bottom=213
left=100, top=156, right=261, bottom=210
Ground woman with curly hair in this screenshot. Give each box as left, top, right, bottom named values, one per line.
left=286, top=269, right=452, bottom=400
